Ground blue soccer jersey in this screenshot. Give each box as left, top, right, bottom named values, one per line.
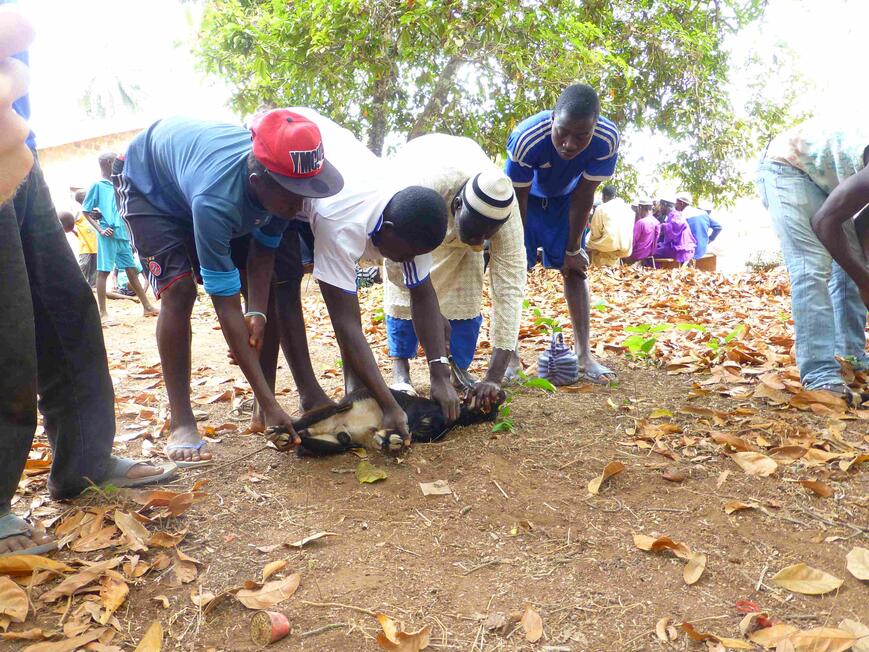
left=122, top=118, right=287, bottom=296
left=505, top=110, right=620, bottom=198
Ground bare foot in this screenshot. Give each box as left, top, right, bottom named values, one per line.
left=578, top=356, right=617, bottom=384
left=0, top=520, right=54, bottom=555
left=124, top=461, right=166, bottom=480
left=143, top=307, right=159, bottom=317
left=165, top=425, right=212, bottom=463
left=249, top=399, right=265, bottom=434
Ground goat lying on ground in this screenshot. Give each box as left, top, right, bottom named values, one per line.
left=266, top=363, right=506, bottom=455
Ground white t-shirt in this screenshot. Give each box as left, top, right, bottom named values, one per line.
left=290, top=107, right=432, bottom=294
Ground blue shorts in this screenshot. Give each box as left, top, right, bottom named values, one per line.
left=96, top=235, right=138, bottom=273
left=524, top=194, right=591, bottom=269
left=386, top=314, right=482, bottom=370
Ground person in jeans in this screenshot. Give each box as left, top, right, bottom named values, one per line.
left=756, top=119, right=869, bottom=402
left=0, top=7, right=175, bottom=556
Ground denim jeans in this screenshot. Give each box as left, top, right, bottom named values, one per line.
left=0, top=158, right=115, bottom=514
left=756, top=160, right=868, bottom=389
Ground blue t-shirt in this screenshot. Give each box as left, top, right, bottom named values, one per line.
left=11, top=53, right=35, bottom=149
left=505, top=110, right=620, bottom=198
left=82, top=179, right=128, bottom=239
left=685, top=212, right=722, bottom=259
left=123, top=117, right=287, bottom=296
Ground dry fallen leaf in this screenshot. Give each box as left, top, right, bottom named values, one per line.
left=235, top=573, right=300, bottom=610
left=587, top=460, right=625, bottom=495
left=838, top=619, right=869, bottom=652
left=845, top=547, right=869, bottom=581
left=172, top=550, right=200, bottom=586
left=152, top=595, right=170, bottom=609
left=21, top=627, right=107, bottom=652
left=724, top=500, right=758, bottom=514
left=189, top=589, right=216, bottom=608
left=133, top=621, right=163, bottom=652
left=799, top=479, right=833, bottom=498
left=680, top=622, right=752, bottom=649
left=261, top=560, right=288, bottom=582
left=98, top=575, right=129, bottom=624
left=0, top=628, right=52, bottom=641
left=749, top=623, right=799, bottom=649
left=0, top=576, right=28, bottom=623
left=114, top=510, right=150, bottom=552
left=520, top=606, right=543, bottom=643
left=147, top=530, right=187, bottom=548
left=287, top=531, right=338, bottom=549
left=787, top=627, right=856, bottom=652
left=730, top=451, right=778, bottom=477
left=655, top=617, right=670, bottom=642
left=683, top=552, right=707, bottom=585
left=375, top=613, right=431, bottom=651
left=40, top=558, right=119, bottom=603
left=770, top=563, right=843, bottom=595
left=633, top=534, right=691, bottom=560
left=419, top=480, right=452, bottom=496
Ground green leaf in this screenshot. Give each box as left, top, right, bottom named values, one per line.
left=649, top=408, right=673, bottom=419
left=648, top=324, right=672, bottom=334
left=640, top=337, right=657, bottom=353
left=723, top=323, right=747, bottom=344
left=492, top=420, right=514, bottom=433
left=676, top=323, right=706, bottom=332
left=523, top=377, right=556, bottom=393
left=624, top=325, right=651, bottom=334
left=355, top=461, right=388, bottom=484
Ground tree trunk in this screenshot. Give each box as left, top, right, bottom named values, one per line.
left=367, top=67, right=395, bottom=156
left=408, top=55, right=462, bottom=141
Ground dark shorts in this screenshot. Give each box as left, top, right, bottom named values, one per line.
left=120, top=179, right=303, bottom=298
left=524, top=194, right=589, bottom=269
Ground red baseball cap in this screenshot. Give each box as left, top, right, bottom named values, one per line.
left=249, top=109, right=343, bottom=198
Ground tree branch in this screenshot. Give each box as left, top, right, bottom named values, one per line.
left=408, top=55, right=463, bottom=140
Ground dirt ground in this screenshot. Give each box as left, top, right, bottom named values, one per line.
left=7, top=267, right=868, bottom=651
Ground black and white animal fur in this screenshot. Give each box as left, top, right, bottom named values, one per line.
left=290, top=386, right=505, bottom=456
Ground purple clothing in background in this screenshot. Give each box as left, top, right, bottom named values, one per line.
left=654, top=211, right=696, bottom=263
left=631, top=216, right=661, bottom=260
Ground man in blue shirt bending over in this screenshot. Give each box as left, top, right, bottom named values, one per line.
left=119, top=110, right=344, bottom=465
left=505, top=84, right=620, bottom=383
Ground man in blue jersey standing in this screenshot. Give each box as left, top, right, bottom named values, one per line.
left=118, top=110, right=344, bottom=465
left=505, top=84, right=620, bottom=383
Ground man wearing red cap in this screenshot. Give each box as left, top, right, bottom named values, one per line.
left=118, top=110, right=344, bottom=465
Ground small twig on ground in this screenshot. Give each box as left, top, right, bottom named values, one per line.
left=756, top=563, right=769, bottom=591
left=462, top=559, right=502, bottom=576
left=414, top=508, right=432, bottom=526
left=492, top=479, right=509, bottom=499
left=301, top=600, right=378, bottom=617
left=643, top=507, right=690, bottom=513
left=391, top=542, right=422, bottom=557
left=189, top=444, right=270, bottom=476
left=300, top=623, right=347, bottom=638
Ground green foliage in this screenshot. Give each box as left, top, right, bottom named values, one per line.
left=706, top=323, right=747, bottom=359
left=197, top=0, right=793, bottom=201
left=372, top=307, right=385, bottom=324
left=531, top=307, right=562, bottom=335
left=492, top=395, right=514, bottom=433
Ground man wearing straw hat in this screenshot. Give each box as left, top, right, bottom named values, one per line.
left=384, top=134, right=526, bottom=410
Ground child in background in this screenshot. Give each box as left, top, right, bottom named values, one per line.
left=71, top=189, right=98, bottom=287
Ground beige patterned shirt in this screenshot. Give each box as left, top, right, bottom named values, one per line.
left=383, top=134, right=526, bottom=352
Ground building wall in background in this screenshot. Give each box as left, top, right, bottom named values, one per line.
left=37, top=128, right=144, bottom=214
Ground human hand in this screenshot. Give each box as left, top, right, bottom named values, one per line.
left=263, top=406, right=301, bottom=450
left=431, top=376, right=460, bottom=423
left=245, top=313, right=266, bottom=353
left=466, top=379, right=501, bottom=412
left=561, top=248, right=589, bottom=278
left=381, top=406, right=410, bottom=445
left=0, top=8, right=35, bottom=203
left=102, top=227, right=114, bottom=237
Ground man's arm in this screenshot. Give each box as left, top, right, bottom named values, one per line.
left=83, top=209, right=111, bottom=236
left=563, top=178, right=601, bottom=276
left=211, top=292, right=298, bottom=439
left=408, top=278, right=460, bottom=422
left=810, top=165, right=869, bottom=307
left=470, top=204, right=526, bottom=409
left=513, top=185, right=530, bottom=227
left=708, top=215, right=723, bottom=242
left=243, top=238, right=277, bottom=352
left=318, top=281, right=410, bottom=440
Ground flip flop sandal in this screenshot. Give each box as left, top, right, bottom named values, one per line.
left=99, top=456, right=178, bottom=487
left=165, top=442, right=213, bottom=468
left=0, top=513, right=57, bottom=557
left=576, top=365, right=617, bottom=385
left=388, top=382, right=418, bottom=397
